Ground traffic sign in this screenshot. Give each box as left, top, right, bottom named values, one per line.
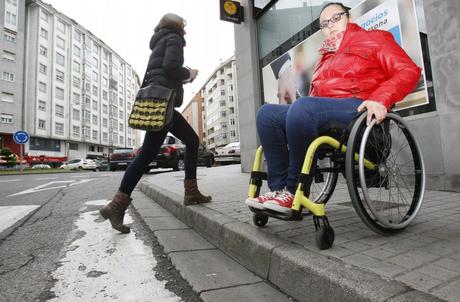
left=13, top=131, right=30, bottom=144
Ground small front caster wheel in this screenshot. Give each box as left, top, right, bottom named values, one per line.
left=253, top=214, right=268, bottom=227
left=315, top=225, right=335, bottom=250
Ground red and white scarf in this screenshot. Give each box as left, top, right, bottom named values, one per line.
left=318, top=31, right=345, bottom=55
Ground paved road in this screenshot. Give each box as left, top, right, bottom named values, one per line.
left=0, top=171, right=201, bottom=302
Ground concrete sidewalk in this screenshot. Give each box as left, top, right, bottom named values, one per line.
left=135, top=165, right=460, bottom=302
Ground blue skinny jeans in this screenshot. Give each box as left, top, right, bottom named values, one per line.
left=256, top=96, right=362, bottom=193
left=119, top=110, right=199, bottom=196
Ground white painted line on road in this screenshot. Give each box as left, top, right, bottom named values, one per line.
left=7, top=179, right=95, bottom=197
left=70, top=175, right=96, bottom=178
left=34, top=177, right=58, bottom=180
left=0, top=179, right=20, bottom=183
left=49, top=199, right=180, bottom=301
left=0, top=205, right=40, bottom=233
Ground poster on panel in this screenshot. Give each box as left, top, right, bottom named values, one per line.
left=261, top=0, right=428, bottom=112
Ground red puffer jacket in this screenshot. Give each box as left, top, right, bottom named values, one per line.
left=310, top=23, right=421, bottom=109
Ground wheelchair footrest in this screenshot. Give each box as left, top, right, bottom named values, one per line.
left=248, top=207, right=306, bottom=221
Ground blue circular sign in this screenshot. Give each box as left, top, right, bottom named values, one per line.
left=13, top=131, right=30, bottom=144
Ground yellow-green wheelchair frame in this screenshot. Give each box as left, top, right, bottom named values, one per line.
left=248, top=136, right=376, bottom=250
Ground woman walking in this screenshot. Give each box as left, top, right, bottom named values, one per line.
left=100, top=13, right=211, bottom=233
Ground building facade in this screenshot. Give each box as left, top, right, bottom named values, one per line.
left=1, top=0, right=141, bottom=162
left=202, top=56, right=239, bottom=151
left=234, top=0, right=460, bottom=192
left=0, top=0, right=26, bottom=156
left=181, top=89, right=206, bottom=144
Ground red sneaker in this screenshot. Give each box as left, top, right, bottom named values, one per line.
left=245, top=190, right=282, bottom=209
left=263, top=190, right=294, bottom=213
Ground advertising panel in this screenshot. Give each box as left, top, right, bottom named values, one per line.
left=261, top=0, right=429, bottom=113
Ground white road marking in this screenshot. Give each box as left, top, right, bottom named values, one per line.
left=0, top=205, right=40, bottom=233
left=7, top=179, right=95, bottom=197
left=49, top=199, right=180, bottom=301
left=34, top=177, right=58, bottom=180
left=0, top=179, right=20, bottom=183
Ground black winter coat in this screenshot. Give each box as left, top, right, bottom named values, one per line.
left=143, top=28, right=190, bottom=107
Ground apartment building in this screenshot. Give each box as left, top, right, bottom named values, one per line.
left=1, top=0, right=141, bottom=161
left=0, top=0, right=26, bottom=156
left=181, top=89, right=206, bottom=143
left=202, top=56, right=238, bottom=151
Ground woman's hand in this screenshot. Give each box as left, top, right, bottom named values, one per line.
left=357, top=100, right=388, bottom=125
left=189, top=69, right=199, bottom=82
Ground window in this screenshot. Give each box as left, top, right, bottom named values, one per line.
left=229, top=96, right=234, bottom=102
left=221, top=89, right=225, bottom=96
left=38, top=119, right=46, bottom=129
left=103, top=63, right=108, bottom=73
left=103, top=77, right=108, bottom=87
left=56, top=53, right=65, bottom=66
left=92, top=56, right=98, bottom=68
left=41, top=10, right=49, bottom=22
left=128, top=138, right=132, bottom=146
left=73, top=45, right=81, bottom=57
left=84, top=95, right=90, bottom=107
left=3, top=32, right=16, bottom=43
left=119, top=98, right=123, bottom=106
left=92, top=100, right=98, bottom=110
left=57, top=20, right=66, bottom=34
left=39, top=63, right=47, bottom=75
left=57, top=37, right=65, bottom=50
left=73, top=61, right=80, bottom=73
left=55, top=104, right=64, bottom=118
left=73, top=76, right=80, bottom=88
left=72, top=126, right=80, bottom=137
left=231, top=130, right=236, bottom=137
left=40, top=45, right=47, bottom=57
left=83, top=110, right=90, bottom=122
left=92, top=130, right=98, bottom=140
left=39, top=82, right=46, bottom=93
left=119, top=110, right=123, bottom=119
left=1, top=92, right=14, bottom=103
left=55, top=87, right=64, bottom=100
left=103, top=132, right=108, bottom=141
left=92, top=85, right=98, bottom=97
left=0, top=113, right=13, bottom=124
left=38, top=100, right=46, bottom=111
left=220, top=69, right=224, bottom=74
left=56, top=70, right=64, bottom=82
left=102, top=90, right=108, bottom=100
left=92, top=114, right=98, bottom=125
left=92, top=71, right=98, bottom=81
left=83, top=126, right=90, bottom=138
left=74, top=30, right=82, bottom=42
left=3, top=50, right=16, bottom=62
left=73, top=109, right=80, bottom=121
left=102, top=104, right=108, bottom=114
left=119, top=123, right=123, bottom=131
left=119, top=136, right=124, bottom=144
left=5, top=11, right=17, bottom=26
left=40, top=28, right=48, bottom=40
left=55, top=122, right=64, bottom=135
left=230, top=118, right=235, bottom=125
left=103, top=118, right=108, bottom=127
left=2, top=71, right=15, bottom=82
left=72, top=93, right=80, bottom=104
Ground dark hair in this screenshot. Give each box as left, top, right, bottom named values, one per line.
left=154, top=13, right=186, bottom=35
left=319, top=2, right=350, bottom=17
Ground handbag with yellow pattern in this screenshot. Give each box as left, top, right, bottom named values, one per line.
left=128, top=84, right=176, bottom=132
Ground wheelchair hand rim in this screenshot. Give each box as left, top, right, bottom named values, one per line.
left=358, top=113, right=426, bottom=229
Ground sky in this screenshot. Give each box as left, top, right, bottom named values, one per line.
left=43, top=0, right=236, bottom=110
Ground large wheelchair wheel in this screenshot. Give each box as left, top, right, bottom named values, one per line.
left=345, top=113, right=425, bottom=234
left=310, top=157, right=338, bottom=204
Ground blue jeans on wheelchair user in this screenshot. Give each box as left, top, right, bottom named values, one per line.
left=256, top=96, right=363, bottom=196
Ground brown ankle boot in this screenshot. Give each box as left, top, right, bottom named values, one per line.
left=99, top=191, right=132, bottom=233
left=184, top=179, right=212, bottom=206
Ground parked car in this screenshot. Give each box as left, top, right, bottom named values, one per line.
left=143, top=135, right=215, bottom=172
left=60, top=159, right=97, bottom=171
left=109, top=148, right=137, bottom=171
left=95, top=160, right=110, bottom=172
left=215, top=142, right=241, bottom=164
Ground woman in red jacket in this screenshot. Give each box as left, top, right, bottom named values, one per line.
left=245, top=2, right=421, bottom=213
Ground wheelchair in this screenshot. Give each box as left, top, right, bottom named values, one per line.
left=247, top=111, right=425, bottom=250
